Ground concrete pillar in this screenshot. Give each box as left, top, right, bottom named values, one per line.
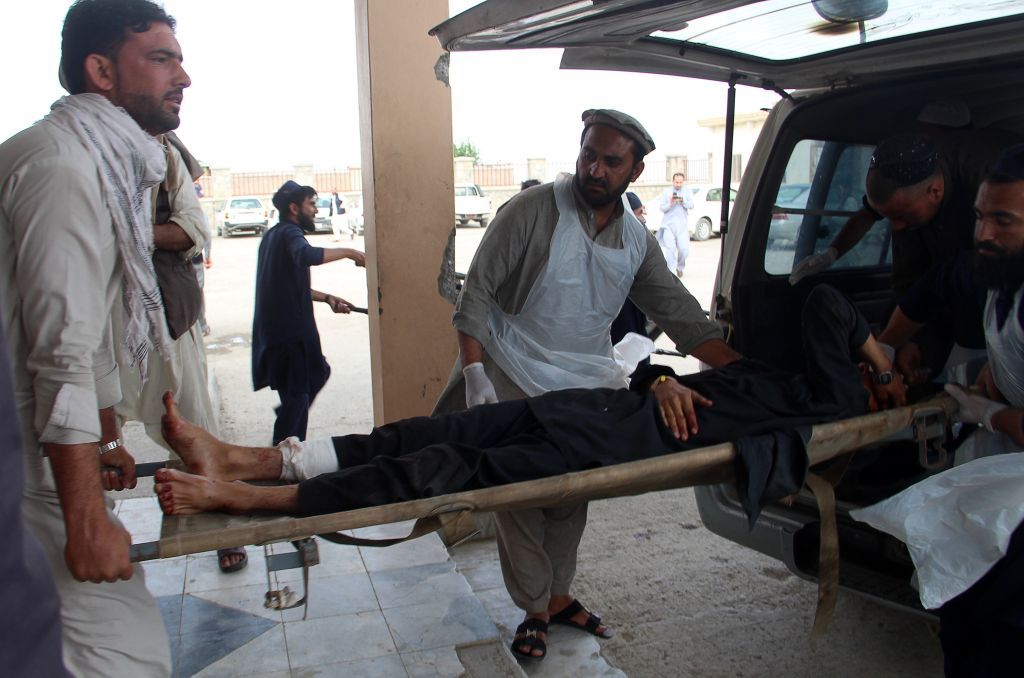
left=453, top=156, right=475, bottom=184
left=526, top=157, right=547, bottom=183
left=355, top=0, right=457, bottom=425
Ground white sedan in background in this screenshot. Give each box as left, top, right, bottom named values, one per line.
left=686, top=184, right=737, bottom=241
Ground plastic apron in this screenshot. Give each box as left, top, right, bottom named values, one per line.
left=485, top=174, right=647, bottom=396
left=954, top=287, right=1024, bottom=465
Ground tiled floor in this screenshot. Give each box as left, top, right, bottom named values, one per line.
left=117, top=500, right=622, bottom=677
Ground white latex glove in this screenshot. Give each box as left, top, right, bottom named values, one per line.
left=944, top=383, right=1008, bottom=432
left=789, top=247, right=838, bottom=285
left=463, top=362, right=498, bottom=407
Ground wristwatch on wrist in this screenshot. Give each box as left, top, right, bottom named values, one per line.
left=98, top=438, right=122, bottom=454
left=872, top=370, right=895, bottom=385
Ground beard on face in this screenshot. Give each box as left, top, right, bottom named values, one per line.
left=297, top=211, right=316, bottom=233
left=573, top=171, right=632, bottom=209
left=121, top=91, right=181, bottom=135
left=973, top=241, right=1024, bottom=291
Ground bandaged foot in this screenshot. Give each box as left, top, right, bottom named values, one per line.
left=277, top=437, right=340, bottom=482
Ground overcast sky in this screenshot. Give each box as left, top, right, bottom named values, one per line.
left=1, top=1, right=780, bottom=169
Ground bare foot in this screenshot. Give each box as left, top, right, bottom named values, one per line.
left=154, top=467, right=242, bottom=515
left=161, top=391, right=231, bottom=479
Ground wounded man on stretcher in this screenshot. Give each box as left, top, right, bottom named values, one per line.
left=155, top=285, right=907, bottom=520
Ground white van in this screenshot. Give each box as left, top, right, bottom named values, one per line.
left=432, top=0, right=1024, bottom=617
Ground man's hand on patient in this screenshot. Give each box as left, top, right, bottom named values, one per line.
left=894, top=342, right=931, bottom=384
left=975, top=362, right=1004, bottom=402
left=788, top=247, right=837, bottom=285
left=463, top=362, right=498, bottom=406
left=870, top=373, right=907, bottom=409
left=944, top=383, right=1008, bottom=432
left=651, top=376, right=711, bottom=440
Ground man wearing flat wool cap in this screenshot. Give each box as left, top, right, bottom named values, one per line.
left=434, top=107, right=742, bottom=661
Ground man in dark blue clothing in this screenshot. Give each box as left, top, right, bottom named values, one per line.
left=252, top=180, right=365, bottom=444
left=0, top=310, right=69, bottom=676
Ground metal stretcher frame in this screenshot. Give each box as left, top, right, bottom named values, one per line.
left=128, top=394, right=957, bottom=563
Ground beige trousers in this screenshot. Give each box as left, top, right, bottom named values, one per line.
left=116, top=319, right=218, bottom=449
left=22, top=494, right=171, bottom=678
left=434, top=355, right=590, bottom=613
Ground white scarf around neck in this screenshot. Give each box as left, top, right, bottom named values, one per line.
left=44, top=93, right=171, bottom=369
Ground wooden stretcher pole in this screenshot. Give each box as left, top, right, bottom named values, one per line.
left=132, top=396, right=957, bottom=562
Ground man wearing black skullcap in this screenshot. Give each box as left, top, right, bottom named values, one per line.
left=792, top=127, right=1019, bottom=378
left=252, top=181, right=365, bottom=444
left=851, top=145, right=1024, bottom=678
left=433, top=109, right=741, bottom=660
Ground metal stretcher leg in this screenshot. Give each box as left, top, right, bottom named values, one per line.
left=264, top=538, right=319, bottom=619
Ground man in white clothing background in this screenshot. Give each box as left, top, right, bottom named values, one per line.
left=657, top=172, right=694, bottom=277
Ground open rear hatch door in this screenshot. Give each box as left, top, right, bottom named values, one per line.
left=432, top=1, right=1024, bottom=92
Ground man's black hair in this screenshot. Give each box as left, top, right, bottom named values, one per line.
left=985, top=143, right=1024, bottom=186
left=284, top=186, right=317, bottom=213
left=61, top=0, right=176, bottom=95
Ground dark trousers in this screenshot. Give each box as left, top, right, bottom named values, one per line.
left=273, top=380, right=325, bottom=445
left=938, top=521, right=1024, bottom=678
left=297, top=400, right=572, bottom=515
left=296, top=284, right=871, bottom=516
left=800, top=284, right=871, bottom=412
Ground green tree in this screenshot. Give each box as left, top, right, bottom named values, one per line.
left=453, top=140, right=480, bottom=161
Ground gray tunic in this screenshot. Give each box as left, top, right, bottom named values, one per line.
left=436, top=179, right=721, bottom=411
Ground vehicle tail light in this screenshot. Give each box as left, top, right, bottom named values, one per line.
left=772, top=212, right=787, bottom=220
left=224, top=211, right=230, bottom=219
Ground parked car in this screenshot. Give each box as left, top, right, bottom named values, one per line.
left=313, top=195, right=336, bottom=234
left=218, top=196, right=269, bottom=237
left=346, top=199, right=364, bottom=237
left=433, top=1, right=1024, bottom=618
left=687, top=184, right=738, bottom=241
left=767, top=183, right=810, bottom=246
left=455, top=184, right=491, bottom=227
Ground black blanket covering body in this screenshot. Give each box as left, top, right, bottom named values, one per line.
left=296, top=286, right=871, bottom=521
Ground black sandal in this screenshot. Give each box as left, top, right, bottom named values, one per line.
left=217, top=546, right=248, bottom=573
left=511, top=618, right=548, bottom=660
left=549, top=599, right=615, bottom=638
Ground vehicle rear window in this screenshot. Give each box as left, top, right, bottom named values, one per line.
left=455, top=186, right=480, bottom=197
left=230, top=199, right=262, bottom=209
left=706, top=188, right=737, bottom=202
left=765, top=139, right=892, bottom=276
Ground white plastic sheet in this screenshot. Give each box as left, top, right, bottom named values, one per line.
left=850, top=453, right=1024, bottom=609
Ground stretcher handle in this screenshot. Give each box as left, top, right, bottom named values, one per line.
left=102, top=461, right=167, bottom=478
left=347, top=306, right=368, bottom=314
